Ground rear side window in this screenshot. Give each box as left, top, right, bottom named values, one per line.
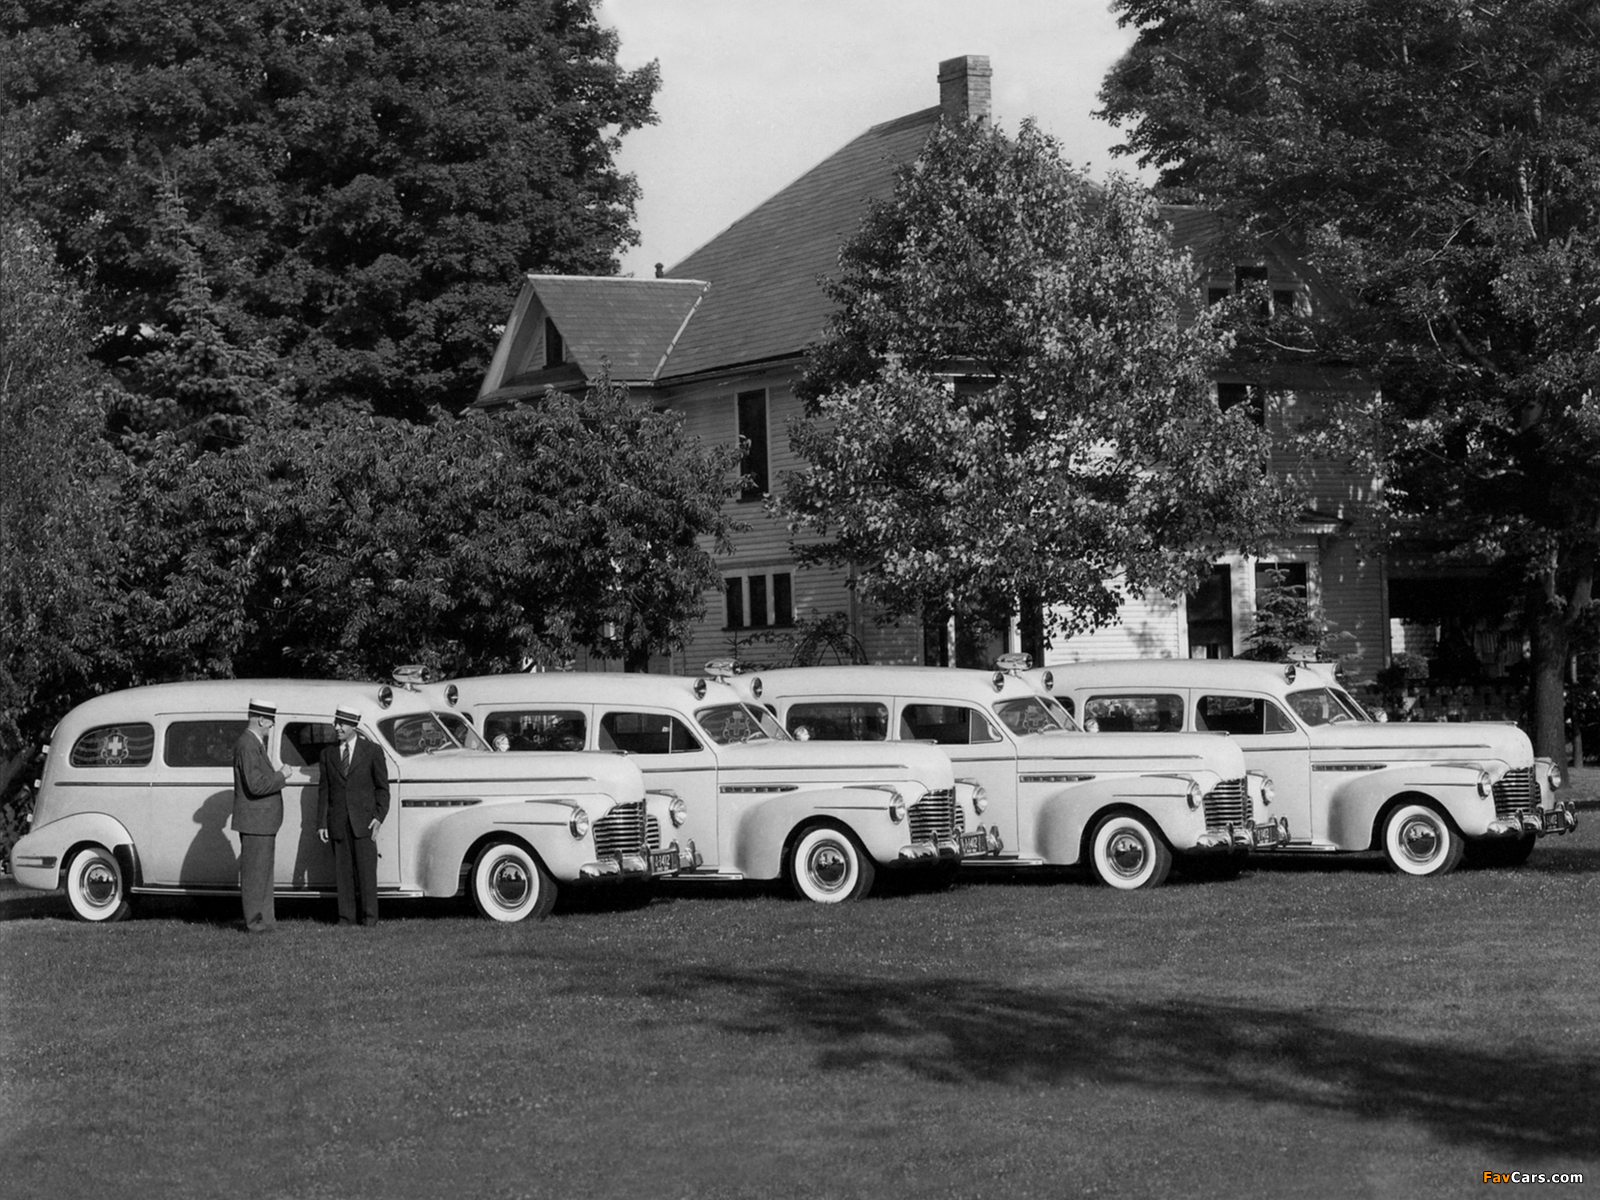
left=165, top=720, right=248, bottom=767
left=599, top=711, right=701, bottom=754
left=1083, top=694, right=1185, bottom=733
left=485, top=710, right=587, bottom=752
left=786, top=702, right=889, bottom=742
left=901, top=704, right=1001, bottom=746
left=70, top=723, right=155, bottom=768
left=281, top=721, right=339, bottom=768
left=1196, top=695, right=1296, bottom=736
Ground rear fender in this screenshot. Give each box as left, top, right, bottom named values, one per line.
left=9, top=812, right=138, bottom=892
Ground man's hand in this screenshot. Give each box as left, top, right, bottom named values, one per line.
left=278, top=765, right=292, bottom=782
left=368, top=818, right=381, bottom=836
left=318, top=828, right=329, bottom=844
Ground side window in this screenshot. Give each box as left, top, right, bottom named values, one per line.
left=786, top=702, right=889, bottom=742
left=281, top=721, right=339, bottom=768
left=1083, top=694, right=1185, bottom=733
left=70, top=723, right=155, bottom=768
left=599, top=711, right=701, bottom=755
left=901, top=704, right=1001, bottom=746
left=484, top=710, right=587, bottom=752
left=737, top=389, right=770, bottom=499
left=164, top=720, right=248, bottom=767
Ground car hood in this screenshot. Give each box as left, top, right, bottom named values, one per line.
left=396, top=749, right=647, bottom=802
left=1014, top=729, right=1248, bottom=778
left=1306, top=721, right=1534, bottom=767
left=716, top=739, right=956, bottom=790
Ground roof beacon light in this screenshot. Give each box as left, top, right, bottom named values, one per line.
left=996, top=652, right=1032, bottom=674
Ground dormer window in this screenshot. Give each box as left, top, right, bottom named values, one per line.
left=543, top=318, right=564, bottom=368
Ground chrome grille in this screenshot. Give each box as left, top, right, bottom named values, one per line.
left=909, top=788, right=960, bottom=843
left=1203, top=778, right=1252, bottom=827
left=646, top=815, right=663, bottom=850
left=593, top=801, right=648, bottom=857
left=1492, top=768, right=1536, bottom=817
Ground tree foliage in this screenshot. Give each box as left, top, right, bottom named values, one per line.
left=784, top=120, right=1297, bottom=661
left=114, top=378, right=740, bottom=683
left=1100, top=0, right=1600, bottom=756
left=5, top=0, right=659, bottom=419
left=0, top=222, right=124, bottom=803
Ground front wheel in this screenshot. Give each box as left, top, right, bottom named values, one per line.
left=1381, top=803, right=1464, bottom=876
left=788, top=825, right=876, bottom=903
left=471, top=842, right=556, bottom=922
left=1089, top=813, right=1172, bottom=890
left=64, top=844, right=132, bottom=923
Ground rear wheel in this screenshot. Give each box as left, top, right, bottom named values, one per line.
left=1381, top=803, right=1464, bottom=877
left=63, top=845, right=132, bottom=923
left=788, top=825, right=875, bottom=903
left=470, top=842, right=556, bottom=922
left=1089, top=813, right=1172, bottom=890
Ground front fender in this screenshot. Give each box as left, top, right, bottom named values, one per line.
left=1324, top=763, right=1493, bottom=849
left=10, top=812, right=138, bottom=892
left=1033, top=776, right=1207, bottom=864
left=729, top=786, right=908, bottom=879
left=413, top=798, right=598, bottom=896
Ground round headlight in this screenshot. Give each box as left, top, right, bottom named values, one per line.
left=1186, top=780, right=1203, bottom=811
left=568, top=806, right=591, bottom=839
left=1550, top=764, right=1565, bottom=791
left=888, top=792, right=907, bottom=824
left=669, top=796, right=688, bottom=828
left=1261, top=776, right=1275, bottom=805
left=971, top=783, right=989, bottom=815
left=1476, top=770, right=1493, bottom=798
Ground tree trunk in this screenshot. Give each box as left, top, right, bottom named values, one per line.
left=1527, top=593, right=1570, bottom=762
left=1019, top=594, right=1046, bottom=669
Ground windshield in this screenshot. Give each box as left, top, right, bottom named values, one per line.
left=378, top=712, right=464, bottom=756
left=695, top=703, right=789, bottom=745
left=1286, top=687, right=1363, bottom=727
left=1330, top=688, right=1372, bottom=722
left=994, top=695, right=1074, bottom=735
left=436, top=711, right=489, bottom=751
left=1039, top=695, right=1081, bottom=731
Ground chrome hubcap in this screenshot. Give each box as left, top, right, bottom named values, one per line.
left=806, top=843, right=849, bottom=892
left=1401, top=819, right=1441, bottom=863
left=82, top=861, right=117, bottom=907
left=1107, top=831, right=1148, bottom=877
left=489, top=859, right=530, bottom=908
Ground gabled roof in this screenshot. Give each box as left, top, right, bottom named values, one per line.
left=657, top=106, right=944, bottom=381
left=476, top=275, right=708, bottom=405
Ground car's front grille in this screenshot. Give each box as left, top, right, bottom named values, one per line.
left=909, top=788, right=961, bottom=842
left=1492, top=767, right=1536, bottom=817
left=593, top=801, right=648, bottom=857
left=1203, top=777, right=1252, bottom=827
left=646, top=815, right=663, bottom=850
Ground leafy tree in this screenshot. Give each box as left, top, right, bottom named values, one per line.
left=1099, top=0, right=1600, bottom=758
left=5, top=0, right=659, bottom=420
left=784, top=120, right=1297, bottom=666
left=113, top=375, right=739, bottom=681
left=0, top=222, right=123, bottom=824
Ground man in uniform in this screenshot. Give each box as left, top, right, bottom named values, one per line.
left=317, top=703, right=390, bottom=926
left=232, top=697, right=290, bottom=933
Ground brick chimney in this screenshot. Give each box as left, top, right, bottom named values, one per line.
left=938, top=55, right=992, bottom=126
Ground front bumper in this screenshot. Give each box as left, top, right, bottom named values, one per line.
left=1485, top=802, right=1577, bottom=839
left=577, top=839, right=698, bottom=881
left=896, top=826, right=1001, bottom=864
left=1193, top=816, right=1290, bottom=852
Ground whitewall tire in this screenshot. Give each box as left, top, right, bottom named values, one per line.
left=788, top=826, right=876, bottom=903
left=1382, top=803, right=1464, bottom=877
left=1089, top=813, right=1173, bottom=890
left=471, top=842, right=556, bottom=922
left=64, top=844, right=132, bottom=923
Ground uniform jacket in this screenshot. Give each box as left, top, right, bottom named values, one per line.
left=232, top=729, right=285, bottom=836
left=318, top=735, right=391, bottom=842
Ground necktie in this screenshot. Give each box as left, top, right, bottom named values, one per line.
left=343, top=741, right=352, bottom=770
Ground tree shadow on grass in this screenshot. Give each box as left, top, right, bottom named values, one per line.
left=638, top=964, right=1599, bottom=1160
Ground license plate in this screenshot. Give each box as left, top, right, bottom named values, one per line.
left=1252, top=825, right=1282, bottom=847
left=1542, top=810, right=1572, bottom=834
left=960, top=831, right=990, bottom=855
left=650, top=849, right=680, bottom=875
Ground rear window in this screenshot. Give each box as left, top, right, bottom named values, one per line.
left=165, top=720, right=248, bottom=768
left=70, top=723, right=155, bottom=768
left=484, top=710, right=587, bottom=752
left=282, top=721, right=339, bottom=768
left=901, top=703, right=1001, bottom=746
left=786, top=702, right=889, bottom=742
left=1196, top=695, right=1296, bottom=736
left=1083, top=694, right=1184, bottom=733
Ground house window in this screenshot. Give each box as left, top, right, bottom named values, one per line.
left=1255, top=561, right=1309, bottom=598
left=1187, top=565, right=1234, bottom=658
left=1216, top=382, right=1264, bottom=427
left=543, top=318, right=563, bottom=368
left=725, top=570, right=794, bottom=629
left=737, top=389, right=769, bottom=500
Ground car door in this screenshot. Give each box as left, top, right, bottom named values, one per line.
left=595, top=706, right=722, bottom=870
left=1193, top=691, right=1312, bottom=840
left=153, top=715, right=247, bottom=887
left=896, top=698, right=1020, bottom=851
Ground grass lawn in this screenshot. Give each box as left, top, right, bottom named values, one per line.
left=3, top=783, right=1598, bottom=1200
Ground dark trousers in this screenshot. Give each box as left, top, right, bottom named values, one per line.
left=239, top=834, right=276, bottom=931
left=333, top=818, right=379, bottom=925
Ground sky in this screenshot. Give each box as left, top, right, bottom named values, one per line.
left=596, top=0, right=1149, bottom=280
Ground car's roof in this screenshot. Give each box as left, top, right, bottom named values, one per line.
left=740, top=665, right=1039, bottom=704
left=1035, top=659, right=1341, bottom=692
left=52, top=678, right=436, bottom=734
left=440, top=672, right=746, bottom=708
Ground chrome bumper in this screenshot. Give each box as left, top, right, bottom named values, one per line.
left=1194, top=816, right=1290, bottom=852
left=1487, top=802, right=1577, bottom=838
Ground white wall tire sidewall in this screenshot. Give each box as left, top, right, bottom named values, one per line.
left=1091, top=815, right=1163, bottom=890
left=472, top=843, right=547, bottom=922
left=791, top=827, right=862, bottom=904
left=1383, top=803, right=1458, bottom=877
left=65, top=845, right=129, bottom=923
